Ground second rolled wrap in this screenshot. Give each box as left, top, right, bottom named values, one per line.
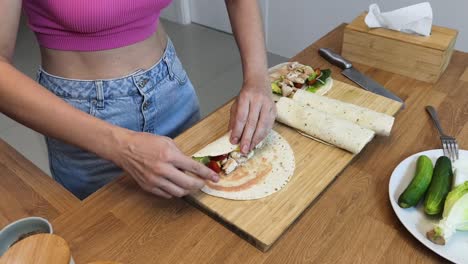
left=292, top=90, right=394, bottom=136
left=276, top=97, right=375, bottom=154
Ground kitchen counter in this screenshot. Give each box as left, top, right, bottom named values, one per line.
left=1, top=24, right=467, bottom=263
left=0, top=140, right=80, bottom=227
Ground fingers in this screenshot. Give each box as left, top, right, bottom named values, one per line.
left=141, top=162, right=206, bottom=199
left=157, top=177, right=190, bottom=198
left=172, top=152, right=219, bottom=182
left=123, top=134, right=214, bottom=199
left=164, top=165, right=205, bottom=191
left=229, top=100, right=238, bottom=133
left=151, top=187, right=173, bottom=199
left=230, top=97, right=249, bottom=145
left=250, top=104, right=275, bottom=148
left=239, top=101, right=261, bottom=153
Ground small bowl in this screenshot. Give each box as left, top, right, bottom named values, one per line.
left=0, top=217, right=53, bottom=256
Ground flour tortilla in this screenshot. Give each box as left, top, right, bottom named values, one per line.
left=269, top=62, right=333, bottom=102
left=192, top=133, right=238, bottom=158
left=276, top=97, right=375, bottom=154
left=292, top=90, right=394, bottom=136
left=195, top=130, right=295, bottom=200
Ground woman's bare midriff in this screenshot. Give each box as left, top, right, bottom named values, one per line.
left=40, top=22, right=168, bottom=80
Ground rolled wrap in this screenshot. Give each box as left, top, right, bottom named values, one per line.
left=276, top=97, right=375, bottom=154
left=292, top=90, right=394, bottom=136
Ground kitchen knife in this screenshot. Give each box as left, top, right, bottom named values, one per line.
left=319, top=48, right=404, bottom=105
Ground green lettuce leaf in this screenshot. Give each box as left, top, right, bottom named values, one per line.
left=306, top=69, right=332, bottom=91
left=428, top=181, right=468, bottom=245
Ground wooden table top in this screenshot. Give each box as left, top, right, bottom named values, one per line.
left=1, top=24, right=467, bottom=263
left=0, top=140, right=80, bottom=228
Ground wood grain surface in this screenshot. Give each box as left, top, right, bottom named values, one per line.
left=185, top=80, right=401, bottom=251
left=0, top=234, right=71, bottom=264
left=343, top=13, right=458, bottom=83
left=345, top=13, right=458, bottom=51
left=1, top=23, right=466, bottom=263
left=87, top=261, right=122, bottom=264
left=0, top=140, right=80, bottom=228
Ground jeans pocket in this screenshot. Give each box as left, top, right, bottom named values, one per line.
left=64, top=98, right=93, bottom=115
left=92, top=97, right=144, bottom=132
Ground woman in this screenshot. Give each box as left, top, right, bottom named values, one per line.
left=0, top=0, right=276, bottom=200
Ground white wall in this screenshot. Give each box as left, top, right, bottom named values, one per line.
left=189, top=0, right=233, bottom=33
left=163, top=0, right=467, bottom=58
left=161, top=0, right=191, bottom=25
left=163, top=0, right=269, bottom=36
left=267, top=0, right=468, bottom=57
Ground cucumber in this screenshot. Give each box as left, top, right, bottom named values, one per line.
left=398, top=155, right=434, bottom=208
left=424, top=156, right=453, bottom=215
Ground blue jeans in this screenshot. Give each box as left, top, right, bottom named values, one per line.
left=37, top=40, right=200, bottom=200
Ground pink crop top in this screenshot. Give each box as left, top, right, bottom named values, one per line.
left=22, top=0, right=173, bottom=51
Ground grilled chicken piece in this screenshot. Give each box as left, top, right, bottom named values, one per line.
left=286, top=71, right=305, bottom=84
left=299, top=73, right=309, bottom=80
left=230, top=151, right=240, bottom=158
left=222, top=158, right=238, bottom=174
left=221, top=157, right=229, bottom=165
left=290, top=77, right=305, bottom=84
left=281, top=83, right=294, bottom=97
left=230, top=150, right=255, bottom=165
left=304, top=66, right=314, bottom=75
left=286, top=71, right=299, bottom=79
left=288, top=62, right=300, bottom=70
left=282, top=79, right=294, bottom=87
left=221, top=141, right=265, bottom=175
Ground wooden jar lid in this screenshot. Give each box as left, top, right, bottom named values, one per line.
left=0, top=234, right=71, bottom=264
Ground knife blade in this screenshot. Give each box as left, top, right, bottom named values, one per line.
left=318, top=48, right=404, bottom=105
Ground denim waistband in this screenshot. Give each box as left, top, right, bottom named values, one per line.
left=37, top=39, right=176, bottom=100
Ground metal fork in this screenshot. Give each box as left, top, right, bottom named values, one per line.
left=426, top=106, right=459, bottom=161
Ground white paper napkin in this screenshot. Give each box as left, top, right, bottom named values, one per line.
left=365, top=2, right=433, bottom=36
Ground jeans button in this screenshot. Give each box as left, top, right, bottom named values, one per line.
left=142, top=101, right=149, bottom=110
left=138, top=79, right=149, bottom=88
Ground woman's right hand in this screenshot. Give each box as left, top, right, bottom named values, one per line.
left=113, top=131, right=219, bottom=199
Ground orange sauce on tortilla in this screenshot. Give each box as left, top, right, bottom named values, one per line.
left=206, top=158, right=272, bottom=192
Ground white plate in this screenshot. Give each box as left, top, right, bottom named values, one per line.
left=389, top=149, right=468, bottom=264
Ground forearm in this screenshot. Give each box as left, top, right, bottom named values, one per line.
left=225, top=0, right=268, bottom=84
left=0, top=60, right=129, bottom=162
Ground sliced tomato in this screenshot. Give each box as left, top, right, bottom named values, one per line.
left=315, top=68, right=321, bottom=76
left=207, top=160, right=222, bottom=173
left=306, top=78, right=317, bottom=86
left=211, top=154, right=228, bottom=161
left=293, top=82, right=303, bottom=88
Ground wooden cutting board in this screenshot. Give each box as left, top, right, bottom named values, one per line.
left=176, top=80, right=402, bottom=251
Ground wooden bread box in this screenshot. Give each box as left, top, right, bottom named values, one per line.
left=342, top=13, right=458, bottom=83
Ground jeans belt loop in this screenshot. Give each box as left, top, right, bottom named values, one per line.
left=163, top=55, right=174, bottom=80
left=95, top=80, right=105, bottom=110
left=35, top=68, right=42, bottom=82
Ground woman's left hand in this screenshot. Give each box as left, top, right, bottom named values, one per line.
left=229, top=76, right=276, bottom=154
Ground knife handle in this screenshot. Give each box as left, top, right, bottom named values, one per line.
left=318, top=48, right=353, bottom=69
